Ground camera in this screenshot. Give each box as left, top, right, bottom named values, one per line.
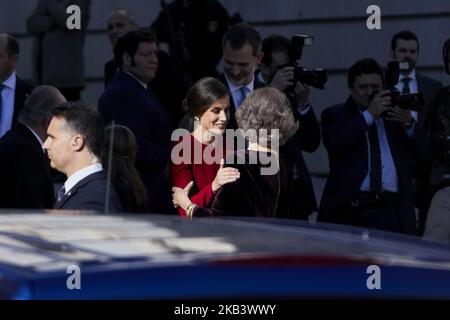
left=278, top=35, right=327, bottom=90
left=384, top=61, right=424, bottom=111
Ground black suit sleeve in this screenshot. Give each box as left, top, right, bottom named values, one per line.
left=99, top=90, right=169, bottom=169
left=321, top=108, right=368, bottom=155
left=294, top=107, right=321, bottom=153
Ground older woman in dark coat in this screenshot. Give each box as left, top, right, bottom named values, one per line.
left=172, top=87, right=298, bottom=218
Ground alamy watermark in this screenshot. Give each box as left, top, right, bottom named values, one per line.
left=366, top=5, right=381, bottom=30
left=171, top=127, right=280, bottom=176
left=366, top=265, right=381, bottom=290
left=66, top=264, right=81, bottom=290
left=66, top=5, right=81, bottom=30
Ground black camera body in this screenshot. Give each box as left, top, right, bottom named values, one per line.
left=389, top=91, right=424, bottom=111
left=293, top=66, right=328, bottom=90
left=280, top=35, right=327, bottom=90
left=385, top=61, right=424, bottom=111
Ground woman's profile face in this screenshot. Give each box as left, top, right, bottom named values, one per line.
left=199, top=96, right=230, bottom=135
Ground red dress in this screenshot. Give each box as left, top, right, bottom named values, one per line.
left=170, top=134, right=227, bottom=216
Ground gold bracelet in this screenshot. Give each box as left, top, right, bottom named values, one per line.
left=186, top=203, right=197, bottom=219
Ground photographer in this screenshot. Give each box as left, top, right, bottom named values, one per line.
left=257, top=34, right=321, bottom=219
left=389, top=30, right=443, bottom=234
left=318, top=58, right=430, bottom=235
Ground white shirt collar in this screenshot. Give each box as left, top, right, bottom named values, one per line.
left=64, top=163, right=103, bottom=194
left=2, top=71, right=16, bottom=90
left=399, top=69, right=417, bottom=81
left=124, top=71, right=148, bottom=89
left=256, top=71, right=267, bottom=84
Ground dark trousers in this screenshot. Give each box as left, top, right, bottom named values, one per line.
left=287, top=178, right=315, bottom=220
left=333, top=193, right=404, bottom=233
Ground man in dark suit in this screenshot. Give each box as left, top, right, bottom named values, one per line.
left=390, top=30, right=442, bottom=128
left=98, top=31, right=172, bottom=213
left=216, top=26, right=321, bottom=219
left=220, top=23, right=265, bottom=130
left=177, top=22, right=264, bottom=131
left=0, top=34, right=33, bottom=138
left=43, top=102, right=122, bottom=212
left=390, top=30, right=443, bottom=234
left=318, top=58, right=430, bottom=235
left=257, top=34, right=321, bottom=219
left=0, top=85, right=65, bottom=209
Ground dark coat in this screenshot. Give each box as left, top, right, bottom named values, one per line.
left=98, top=71, right=172, bottom=197
left=193, top=150, right=290, bottom=218
left=13, top=77, right=34, bottom=125
left=54, top=171, right=122, bottom=212
left=0, top=123, right=54, bottom=209
left=416, top=73, right=442, bottom=128
left=318, top=98, right=431, bottom=235
left=223, top=75, right=321, bottom=217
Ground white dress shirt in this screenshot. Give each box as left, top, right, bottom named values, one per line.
left=64, top=163, right=103, bottom=195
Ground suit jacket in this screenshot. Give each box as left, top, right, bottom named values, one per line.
left=104, top=59, right=118, bottom=88
left=416, top=73, right=442, bottom=128
left=54, top=171, right=122, bottom=212
left=0, top=123, right=54, bottom=209
left=106, top=52, right=189, bottom=128
left=318, top=98, right=431, bottom=235
left=13, top=77, right=34, bottom=126
left=220, top=74, right=266, bottom=130
left=98, top=71, right=172, bottom=198
left=283, top=106, right=321, bottom=217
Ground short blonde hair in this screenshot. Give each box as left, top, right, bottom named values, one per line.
left=236, top=87, right=298, bottom=146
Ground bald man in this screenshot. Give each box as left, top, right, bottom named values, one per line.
left=104, top=9, right=139, bottom=87
left=0, top=85, right=66, bottom=209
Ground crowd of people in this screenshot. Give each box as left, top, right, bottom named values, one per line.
left=0, top=3, right=449, bottom=244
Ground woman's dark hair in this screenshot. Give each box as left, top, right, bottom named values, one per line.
left=103, top=125, right=148, bottom=213
left=183, top=77, right=230, bottom=118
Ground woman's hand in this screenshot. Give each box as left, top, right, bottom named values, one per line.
left=172, top=181, right=194, bottom=210
left=212, top=159, right=240, bottom=192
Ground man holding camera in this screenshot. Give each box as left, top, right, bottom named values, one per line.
left=257, top=34, right=321, bottom=219
left=318, top=58, right=430, bottom=235
left=390, top=30, right=443, bottom=235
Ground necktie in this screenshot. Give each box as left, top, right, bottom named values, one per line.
left=368, top=123, right=382, bottom=194
left=0, top=84, right=4, bottom=126
left=236, top=86, right=249, bottom=107
left=401, top=77, right=411, bottom=94
left=56, top=186, right=66, bottom=203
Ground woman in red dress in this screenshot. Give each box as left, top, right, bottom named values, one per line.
left=170, top=77, right=240, bottom=216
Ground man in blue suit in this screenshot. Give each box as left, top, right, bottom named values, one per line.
left=43, top=102, right=122, bottom=212
left=98, top=31, right=172, bottom=213
left=318, top=58, right=430, bottom=235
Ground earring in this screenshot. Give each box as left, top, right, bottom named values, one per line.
left=194, top=116, right=200, bottom=121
